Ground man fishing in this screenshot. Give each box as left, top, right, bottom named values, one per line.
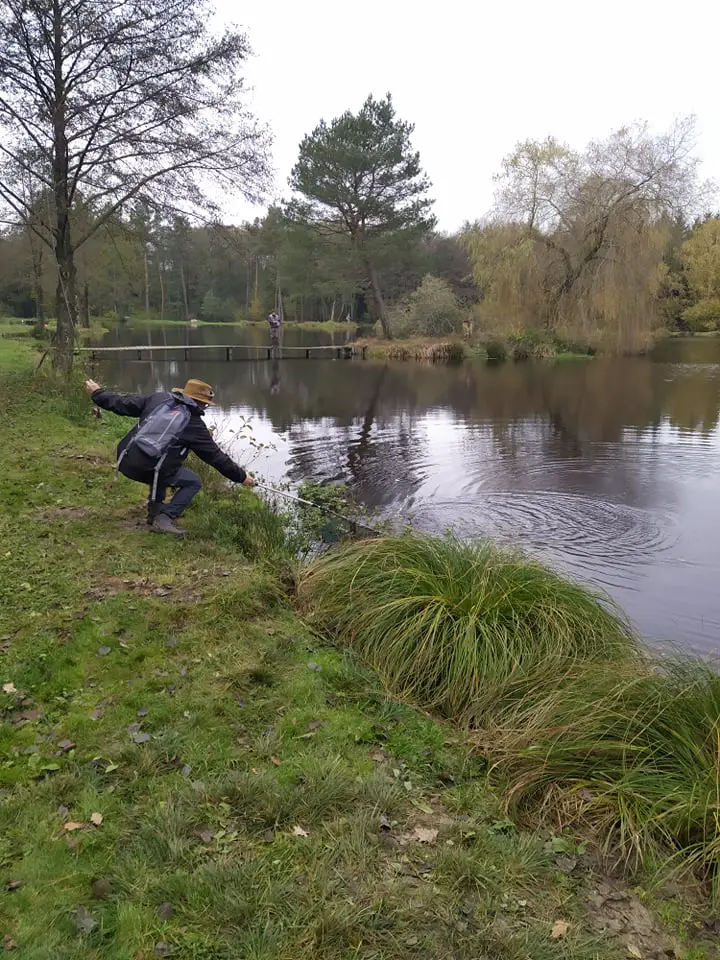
left=85, top=377, right=255, bottom=537
left=267, top=310, right=282, bottom=346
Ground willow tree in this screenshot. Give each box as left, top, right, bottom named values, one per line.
left=0, top=0, right=270, bottom=370
left=289, top=94, right=435, bottom=338
left=467, top=119, right=702, bottom=349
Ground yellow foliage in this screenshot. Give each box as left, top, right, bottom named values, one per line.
left=680, top=218, right=720, bottom=300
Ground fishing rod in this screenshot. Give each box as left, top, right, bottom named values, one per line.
left=253, top=482, right=382, bottom=538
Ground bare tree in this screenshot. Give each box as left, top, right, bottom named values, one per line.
left=0, top=0, right=271, bottom=369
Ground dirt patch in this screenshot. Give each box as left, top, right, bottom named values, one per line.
left=84, top=577, right=173, bottom=602
left=36, top=505, right=94, bottom=522
left=586, top=879, right=688, bottom=959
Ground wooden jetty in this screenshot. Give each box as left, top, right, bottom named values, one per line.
left=77, top=343, right=367, bottom=362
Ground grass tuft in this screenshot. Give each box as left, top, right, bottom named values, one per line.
left=299, top=534, right=638, bottom=725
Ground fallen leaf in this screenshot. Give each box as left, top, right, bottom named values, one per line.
left=307, top=720, right=324, bottom=732
left=90, top=812, right=103, bottom=826
left=627, top=947, right=642, bottom=960
left=166, top=638, right=178, bottom=648
left=57, top=805, right=70, bottom=817
left=379, top=814, right=391, bottom=831
left=263, top=829, right=275, bottom=843
left=154, top=944, right=175, bottom=958
left=270, top=756, right=281, bottom=766
left=413, top=826, right=438, bottom=844
left=72, top=905, right=96, bottom=934
left=156, top=902, right=174, bottom=922
left=5, top=880, right=23, bottom=891
left=137, top=707, right=149, bottom=717
left=97, top=646, right=112, bottom=657
left=181, top=764, right=192, bottom=778
left=133, top=732, right=151, bottom=744
left=89, top=708, right=104, bottom=720
left=91, top=878, right=112, bottom=899
left=127, top=722, right=141, bottom=734
left=2, top=682, right=17, bottom=694
left=57, top=739, right=76, bottom=753
left=63, top=821, right=85, bottom=832
left=370, top=751, right=387, bottom=762
left=2, top=935, right=17, bottom=950
left=292, top=825, right=309, bottom=837
left=551, top=920, right=570, bottom=940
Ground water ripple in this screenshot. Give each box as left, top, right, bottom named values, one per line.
left=407, top=491, right=678, bottom=571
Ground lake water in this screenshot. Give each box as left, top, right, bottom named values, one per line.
left=95, top=325, right=720, bottom=656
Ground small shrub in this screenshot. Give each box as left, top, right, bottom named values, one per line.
left=388, top=275, right=463, bottom=338
left=509, top=330, right=557, bottom=361
left=681, top=299, right=720, bottom=333
left=485, top=339, right=507, bottom=362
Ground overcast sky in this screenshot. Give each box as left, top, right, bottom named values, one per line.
left=220, top=0, right=720, bottom=231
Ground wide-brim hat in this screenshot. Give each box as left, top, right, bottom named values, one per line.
left=174, top=379, right=215, bottom=405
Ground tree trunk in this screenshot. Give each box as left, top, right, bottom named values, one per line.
left=144, top=250, right=150, bottom=317
left=365, top=259, right=390, bottom=338
left=179, top=261, right=189, bottom=320
left=51, top=0, right=77, bottom=372
left=330, top=298, right=336, bottom=323
left=276, top=273, right=283, bottom=318
left=31, top=244, right=46, bottom=337
left=158, top=263, right=165, bottom=321
left=53, top=245, right=77, bottom=371
left=79, top=280, right=90, bottom=328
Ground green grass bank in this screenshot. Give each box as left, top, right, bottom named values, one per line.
left=1, top=339, right=718, bottom=959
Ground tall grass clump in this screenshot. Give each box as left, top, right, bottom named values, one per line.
left=299, top=534, right=638, bottom=725
left=489, top=657, right=720, bottom=898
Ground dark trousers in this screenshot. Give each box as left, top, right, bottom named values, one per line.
left=149, top=467, right=202, bottom=519
left=121, top=459, right=202, bottom=519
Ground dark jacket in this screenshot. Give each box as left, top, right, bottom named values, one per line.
left=91, top=388, right=247, bottom=485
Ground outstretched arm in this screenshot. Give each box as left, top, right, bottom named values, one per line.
left=187, top=419, right=254, bottom=486
left=85, top=379, right=147, bottom=417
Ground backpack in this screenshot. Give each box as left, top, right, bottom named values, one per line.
left=116, top=396, right=191, bottom=500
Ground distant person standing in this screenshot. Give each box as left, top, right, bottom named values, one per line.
left=267, top=310, right=282, bottom=347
